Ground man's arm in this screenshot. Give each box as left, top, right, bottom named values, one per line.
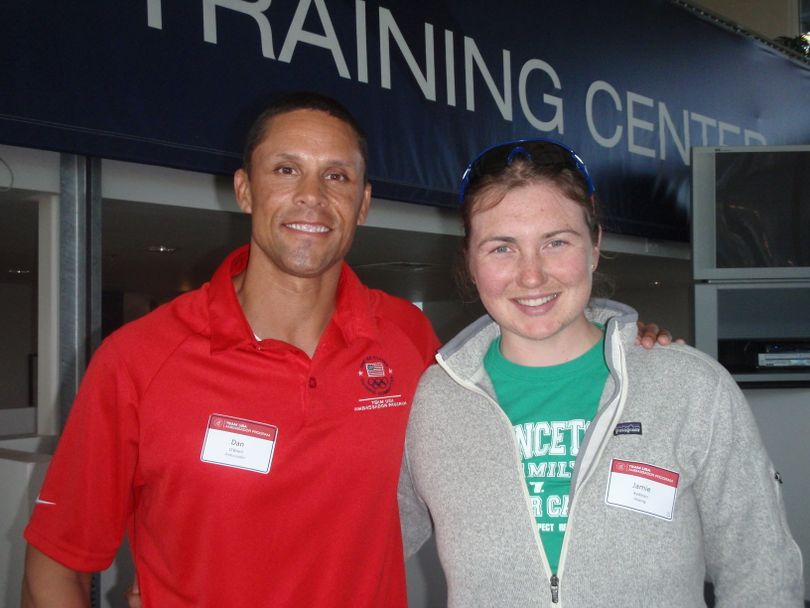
left=125, top=575, right=141, bottom=608
left=21, top=544, right=92, bottom=608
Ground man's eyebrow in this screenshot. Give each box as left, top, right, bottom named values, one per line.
left=476, top=235, right=517, bottom=246
left=272, top=152, right=358, bottom=169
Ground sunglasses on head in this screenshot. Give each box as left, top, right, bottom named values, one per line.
left=458, top=138, right=596, bottom=203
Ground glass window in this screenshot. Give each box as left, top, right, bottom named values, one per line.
left=0, top=195, right=38, bottom=431
left=101, top=200, right=251, bottom=330
left=802, top=0, right=810, bottom=33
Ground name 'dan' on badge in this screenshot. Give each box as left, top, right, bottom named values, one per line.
left=200, top=413, right=278, bottom=474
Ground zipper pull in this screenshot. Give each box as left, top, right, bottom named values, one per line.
left=550, top=574, right=559, bottom=603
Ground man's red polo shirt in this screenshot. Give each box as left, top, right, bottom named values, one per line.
left=25, top=246, right=440, bottom=607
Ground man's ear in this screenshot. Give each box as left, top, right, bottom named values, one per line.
left=234, top=169, right=252, bottom=214
left=356, top=183, right=372, bottom=225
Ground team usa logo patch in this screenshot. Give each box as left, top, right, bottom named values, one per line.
left=359, top=355, right=394, bottom=395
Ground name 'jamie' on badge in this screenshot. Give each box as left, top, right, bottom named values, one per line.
left=605, top=458, right=680, bottom=521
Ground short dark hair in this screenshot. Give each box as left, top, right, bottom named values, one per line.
left=242, top=91, right=369, bottom=181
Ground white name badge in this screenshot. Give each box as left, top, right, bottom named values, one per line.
left=200, top=414, right=278, bottom=474
left=605, top=459, right=680, bottom=521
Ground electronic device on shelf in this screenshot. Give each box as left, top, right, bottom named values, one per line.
left=757, top=343, right=810, bottom=368
left=718, top=339, right=810, bottom=373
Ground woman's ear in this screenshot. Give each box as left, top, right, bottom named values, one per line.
left=591, top=226, right=603, bottom=272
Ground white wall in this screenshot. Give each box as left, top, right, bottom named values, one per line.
left=0, top=437, right=56, bottom=608
left=746, top=388, right=810, bottom=595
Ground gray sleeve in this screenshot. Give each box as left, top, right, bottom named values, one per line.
left=398, top=432, right=433, bottom=559
left=694, top=374, right=804, bottom=606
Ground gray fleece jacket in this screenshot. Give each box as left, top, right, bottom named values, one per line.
left=399, top=299, right=804, bottom=607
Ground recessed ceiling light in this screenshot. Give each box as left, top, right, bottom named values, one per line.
left=7, top=268, right=31, bottom=275
left=147, top=245, right=177, bottom=253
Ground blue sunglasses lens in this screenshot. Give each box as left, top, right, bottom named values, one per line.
left=459, top=139, right=595, bottom=202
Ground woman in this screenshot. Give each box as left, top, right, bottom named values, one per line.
left=399, top=139, right=803, bottom=607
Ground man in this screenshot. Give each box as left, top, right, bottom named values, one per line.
left=22, top=92, right=440, bottom=607
left=22, top=91, right=671, bottom=607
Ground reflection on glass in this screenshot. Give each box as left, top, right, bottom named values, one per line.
left=715, top=151, right=810, bottom=269
left=802, top=0, right=810, bottom=34
left=101, top=200, right=251, bottom=334
left=0, top=196, right=38, bottom=409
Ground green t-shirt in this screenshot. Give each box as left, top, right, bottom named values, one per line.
left=483, top=333, right=608, bottom=574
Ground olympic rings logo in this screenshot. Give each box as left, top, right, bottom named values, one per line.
left=359, top=356, right=393, bottom=396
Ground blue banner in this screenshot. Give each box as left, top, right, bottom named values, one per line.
left=3, top=0, right=810, bottom=240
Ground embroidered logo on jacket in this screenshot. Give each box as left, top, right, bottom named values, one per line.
left=358, top=355, right=394, bottom=396
left=614, top=421, right=642, bottom=436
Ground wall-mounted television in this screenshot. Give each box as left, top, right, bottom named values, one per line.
left=691, top=145, right=810, bottom=280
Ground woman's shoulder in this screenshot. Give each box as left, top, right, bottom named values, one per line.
left=415, top=362, right=461, bottom=396
left=623, top=340, right=739, bottom=394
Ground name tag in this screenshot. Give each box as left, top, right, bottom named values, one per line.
left=200, top=414, right=278, bottom=474
left=605, top=459, right=679, bottom=521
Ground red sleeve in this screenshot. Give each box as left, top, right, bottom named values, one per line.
left=24, top=336, right=140, bottom=572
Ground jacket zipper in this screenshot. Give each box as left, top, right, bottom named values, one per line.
left=437, top=333, right=627, bottom=608
left=437, top=357, right=555, bottom=585
left=439, top=356, right=562, bottom=603
left=548, top=324, right=629, bottom=606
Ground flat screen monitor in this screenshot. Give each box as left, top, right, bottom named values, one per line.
left=692, top=145, right=810, bottom=280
